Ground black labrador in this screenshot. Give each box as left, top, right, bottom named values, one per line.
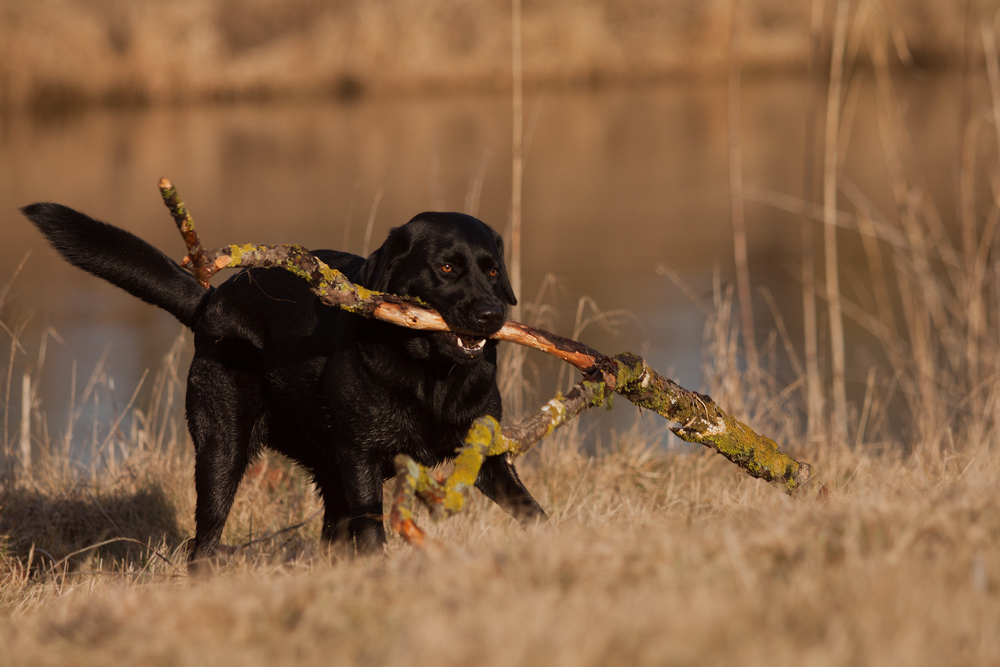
left=21, top=203, right=545, bottom=560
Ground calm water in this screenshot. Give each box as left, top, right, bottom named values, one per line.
left=0, top=73, right=973, bottom=455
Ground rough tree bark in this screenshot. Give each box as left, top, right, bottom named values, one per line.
left=158, top=179, right=813, bottom=545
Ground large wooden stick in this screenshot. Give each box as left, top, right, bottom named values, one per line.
left=184, top=239, right=811, bottom=489
left=157, top=179, right=812, bottom=537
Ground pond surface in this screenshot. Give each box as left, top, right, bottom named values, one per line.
left=0, top=72, right=973, bottom=456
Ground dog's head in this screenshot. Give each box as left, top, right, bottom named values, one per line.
left=357, top=212, right=516, bottom=361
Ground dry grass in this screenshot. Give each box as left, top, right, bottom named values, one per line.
left=1, top=240, right=999, bottom=665
left=0, top=0, right=979, bottom=112
left=0, top=400, right=998, bottom=665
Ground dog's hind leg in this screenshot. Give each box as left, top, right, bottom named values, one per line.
left=185, top=357, right=266, bottom=564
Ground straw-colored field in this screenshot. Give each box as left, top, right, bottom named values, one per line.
left=1, top=278, right=998, bottom=665
left=1, top=379, right=998, bottom=665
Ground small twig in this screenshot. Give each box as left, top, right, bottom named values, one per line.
left=158, top=178, right=210, bottom=287
left=47, top=536, right=179, bottom=574
left=26, top=546, right=57, bottom=564
left=235, top=509, right=323, bottom=551
left=47, top=570, right=180, bottom=579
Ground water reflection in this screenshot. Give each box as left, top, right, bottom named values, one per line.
left=0, top=73, right=973, bottom=454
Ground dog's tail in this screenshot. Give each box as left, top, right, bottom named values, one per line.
left=21, top=203, right=208, bottom=329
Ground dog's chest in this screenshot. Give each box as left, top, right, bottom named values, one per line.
left=346, top=368, right=495, bottom=463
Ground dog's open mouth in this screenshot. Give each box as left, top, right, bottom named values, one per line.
left=442, top=332, right=488, bottom=355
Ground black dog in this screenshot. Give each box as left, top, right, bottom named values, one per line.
left=21, top=203, right=545, bottom=560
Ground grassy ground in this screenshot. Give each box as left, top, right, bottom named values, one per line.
left=0, top=276, right=998, bottom=666
left=0, top=397, right=997, bottom=665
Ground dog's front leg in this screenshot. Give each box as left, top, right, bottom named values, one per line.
left=335, top=462, right=389, bottom=553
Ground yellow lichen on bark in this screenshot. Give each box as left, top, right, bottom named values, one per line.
left=611, top=352, right=811, bottom=493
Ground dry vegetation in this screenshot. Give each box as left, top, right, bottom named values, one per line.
left=3, top=5, right=1000, bottom=667
left=0, top=313, right=998, bottom=664
left=0, top=248, right=998, bottom=665
left=0, top=0, right=980, bottom=112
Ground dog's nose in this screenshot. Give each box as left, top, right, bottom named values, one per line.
left=475, top=304, right=505, bottom=331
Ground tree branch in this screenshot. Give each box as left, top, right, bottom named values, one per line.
left=158, top=178, right=210, bottom=288
left=158, top=179, right=813, bottom=545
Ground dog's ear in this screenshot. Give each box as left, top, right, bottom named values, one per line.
left=357, top=225, right=413, bottom=293
left=491, top=229, right=517, bottom=306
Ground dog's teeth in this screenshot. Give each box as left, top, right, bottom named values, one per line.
left=455, top=336, right=487, bottom=351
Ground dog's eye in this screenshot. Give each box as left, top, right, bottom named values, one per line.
left=440, top=264, right=453, bottom=273
left=489, top=268, right=498, bottom=278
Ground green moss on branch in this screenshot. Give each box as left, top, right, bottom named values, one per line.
left=610, top=352, right=811, bottom=493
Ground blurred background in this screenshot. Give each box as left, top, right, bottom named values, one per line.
left=0, top=0, right=997, bottom=459
left=0, top=0, right=982, bottom=107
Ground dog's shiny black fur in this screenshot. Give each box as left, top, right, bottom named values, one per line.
left=21, top=203, right=545, bottom=560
